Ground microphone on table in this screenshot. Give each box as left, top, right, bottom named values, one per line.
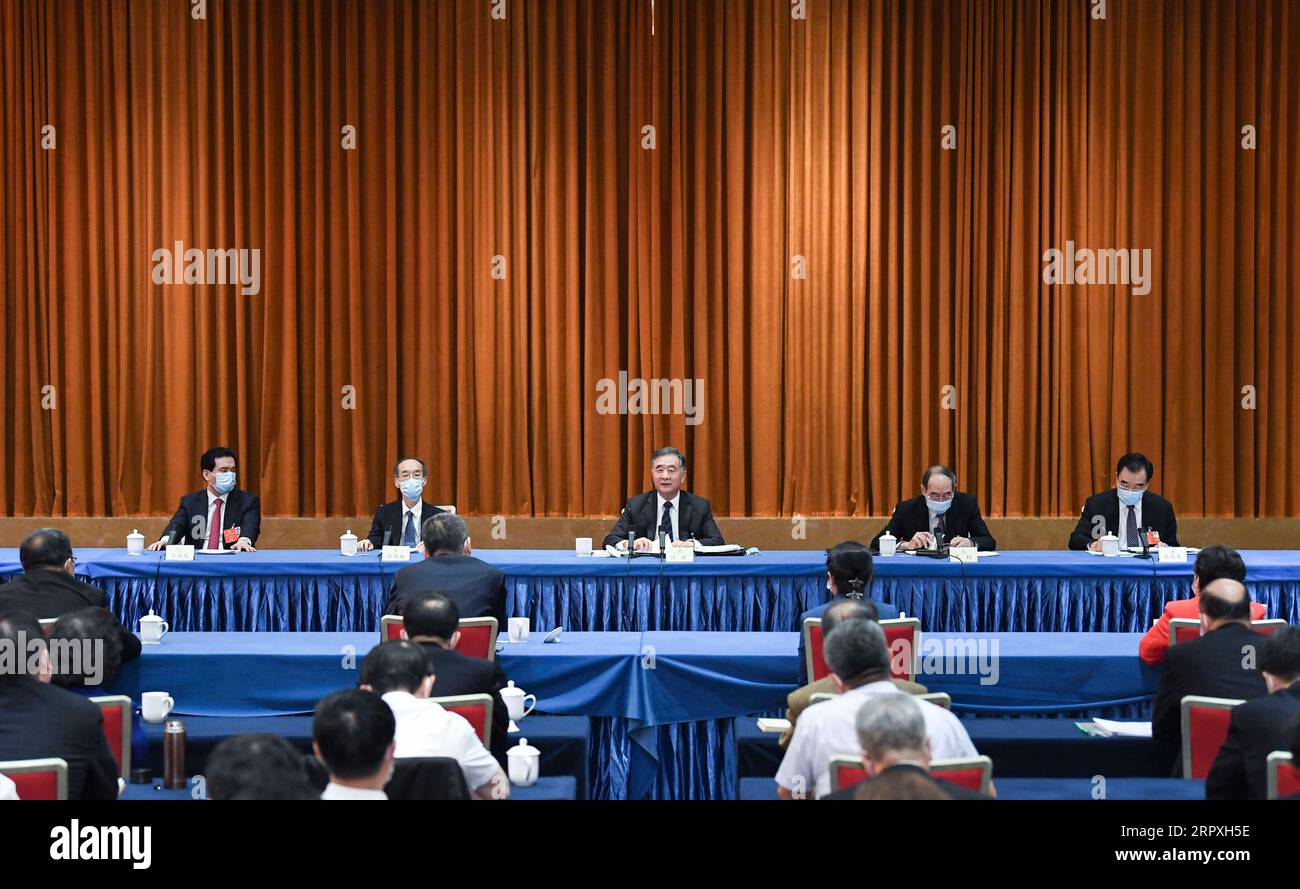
left=149, top=530, right=177, bottom=629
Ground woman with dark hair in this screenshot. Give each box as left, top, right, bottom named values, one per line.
left=796, top=542, right=901, bottom=685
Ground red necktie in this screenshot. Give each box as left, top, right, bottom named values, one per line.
left=208, top=498, right=224, bottom=549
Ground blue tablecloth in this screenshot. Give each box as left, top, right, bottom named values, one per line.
left=113, top=630, right=1160, bottom=799
left=119, top=775, right=576, bottom=800
left=736, top=776, right=1205, bottom=800
left=3, top=547, right=1298, bottom=634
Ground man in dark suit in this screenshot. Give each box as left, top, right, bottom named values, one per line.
left=1068, top=452, right=1179, bottom=550
left=0, top=611, right=120, bottom=800
left=401, top=592, right=511, bottom=765
left=1151, top=579, right=1269, bottom=754
left=601, top=447, right=724, bottom=551
left=821, top=694, right=993, bottom=800
left=1206, top=627, right=1300, bottom=800
left=359, top=456, right=447, bottom=551
left=797, top=542, right=901, bottom=686
left=870, top=465, right=996, bottom=552
left=147, top=445, right=260, bottom=551
left=386, top=514, right=506, bottom=626
left=0, top=529, right=140, bottom=663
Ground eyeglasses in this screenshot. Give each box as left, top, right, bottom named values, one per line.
left=396, top=472, right=425, bottom=480
left=924, top=491, right=954, bottom=502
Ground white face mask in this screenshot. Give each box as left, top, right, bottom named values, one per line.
left=925, top=496, right=953, bottom=516
left=212, top=471, right=236, bottom=495
left=1117, top=487, right=1143, bottom=507
left=399, top=477, right=426, bottom=501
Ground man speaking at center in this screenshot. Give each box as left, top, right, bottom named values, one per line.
left=602, top=447, right=725, bottom=551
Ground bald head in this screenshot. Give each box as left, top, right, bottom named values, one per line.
left=1199, top=578, right=1252, bottom=628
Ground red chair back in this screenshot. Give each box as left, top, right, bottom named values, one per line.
left=1267, top=752, right=1300, bottom=800
left=38, top=618, right=58, bottom=635
left=1169, top=619, right=1200, bottom=646
left=89, top=695, right=133, bottom=778
left=830, top=757, right=866, bottom=793
left=804, top=619, right=828, bottom=682
left=0, top=758, right=68, bottom=800
left=455, top=617, right=499, bottom=660
left=432, top=693, right=494, bottom=746
left=1251, top=619, right=1288, bottom=636
left=1181, top=696, right=1243, bottom=779
left=380, top=615, right=405, bottom=642
left=880, top=617, right=921, bottom=682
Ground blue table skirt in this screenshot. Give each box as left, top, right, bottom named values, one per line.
left=112, top=630, right=1160, bottom=799
left=736, top=776, right=1205, bottom=801
left=1, top=548, right=1297, bottom=634
left=119, top=775, right=577, bottom=800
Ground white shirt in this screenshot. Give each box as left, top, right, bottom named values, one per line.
left=0, top=773, right=18, bottom=801
left=400, top=501, right=424, bottom=546
left=321, top=782, right=387, bottom=800
left=655, top=492, right=681, bottom=542
left=775, top=680, right=978, bottom=799
left=381, top=691, right=502, bottom=792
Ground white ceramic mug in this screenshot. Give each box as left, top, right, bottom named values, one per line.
left=575, top=537, right=593, bottom=556
left=508, top=616, right=530, bottom=643
left=1101, top=533, right=1120, bottom=556
left=500, top=681, right=537, bottom=722
left=126, top=529, right=145, bottom=556
left=340, top=530, right=358, bottom=556
left=507, top=738, right=540, bottom=787
left=142, top=691, right=175, bottom=723
left=878, top=531, right=897, bottom=557
left=139, top=612, right=169, bottom=644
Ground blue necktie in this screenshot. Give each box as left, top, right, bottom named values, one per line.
left=659, top=502, right=674, bottom=541
left=1125, top=505, right=1138, bottom=548
left=403, top=511, right=417, bottom=547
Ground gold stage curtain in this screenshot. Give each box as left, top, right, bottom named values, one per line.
left=1, top=0, right=1297, bottom=518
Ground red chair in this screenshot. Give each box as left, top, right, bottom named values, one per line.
left=829, top=755, right=866, bottom=793
left=931, top=755, right=993, bottom=793
left=380, top=614, right=405, bottom=642
left=804, top=615, right=920, bottom=683
left=453, top=617, right=498, bottom=660
left=89, top=695, right=133, bottom=779
left=1267, top=752, right=1300, bottom=800
left=432, top=693, right=494, bottom=747
left=1169, top=617, right=1288, bottom=647
left=38, top=618, right=58, bottom=635
left=918, top=692, right=951, bottom=710
left=0, top=758, right=69, bottom=800
left=379, top=616, right=498, bottom=660
left=1180, top=695, right=1244, bottom=779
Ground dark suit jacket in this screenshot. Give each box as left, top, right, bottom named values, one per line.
left=387, top=554, right=507, bottom=626
left=796, top=596, right=901, bottom=686
left=367, top=500, right=447, bottom=548
left=418, top=641, right=512, bottom=766
left=1068, top=489, right=1179, bottom=550
left=601, top=490, right=724, bottom=548
left=1151, top=622, right=1268, bottom=748
left=0, top=569, right=141, bottom=663
left=870, top=493, right=996, bottom=552
left=160, top=488, right=261, bottom=546
left=1205, top=683, right=1300, bottom=800
left=0, top=679, right=120, bottom=800
left=303, top=754, right=471, bottom=801
left=822, top=763, right=992, bottom=800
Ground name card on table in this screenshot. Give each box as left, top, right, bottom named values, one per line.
left=381, top=545, right=412, bottom=562
left=665, top=546, right=695, bottom=564
left=949, top=546, right=978, bottom=563
left=1158, top=546, right=1189, bottom=564
left=165, top=545, right=195, bottom=561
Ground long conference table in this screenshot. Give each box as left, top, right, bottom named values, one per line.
left=3, top=547, right=1299, bottom=634
left=5, top=547, right=1298, bottom=799
left=112, top=630, right=1163, bottom=800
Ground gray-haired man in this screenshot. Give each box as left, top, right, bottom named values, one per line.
left=384, top=514, right=505, bottom=625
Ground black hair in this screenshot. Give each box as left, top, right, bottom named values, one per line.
left=200, top=446, right=237, bottom=473
left=1259, top=627, right=1300, bottom=683
left=1193, top=545, right=1247, bottom=588
left=1199, top=581, right=1252, bottom=622
left=1115, top=452, right=1154, bottom=481
left=826, top=541, right=874, bottom=600
left=49, top=607, right=123, bottom=688
left=207, top=734, right=319, bottom=800
left=921, top=465, right=957, bottom=489
left=359, top=640, right=432, bottom=696
left=402, top=592, right=460, bottom=640
left=19, top=528, right=73, bottom=571
left=0, top=610, right=45, bottom=681
left=311, top=689, right=395, bottom=781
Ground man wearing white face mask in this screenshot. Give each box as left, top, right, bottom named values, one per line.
left=147, top=446, right=260, bottom=551
left=1068, top=452, right=1179, bottom=551
left=358, top=457, right=447, bottom=552
left=870, top=465, right=996, bottom=552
